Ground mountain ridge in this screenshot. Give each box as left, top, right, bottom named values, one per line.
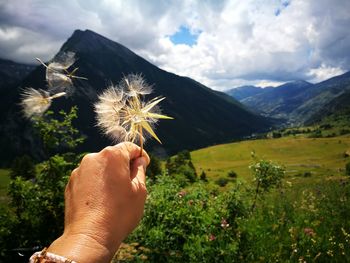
left=0, top=29, right=271, bottom=165
left=226, top=73, right=350, bottom=124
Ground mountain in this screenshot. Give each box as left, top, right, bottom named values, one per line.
left=225, top=85, right=272, bottom=101
left=0, top=58, right=35, bottom=90
left=240, top=80, right=313, bottom=121
left=233, top=72, right=350, bottom=125
left=0, top=29, right=271, bottom=165
left=306, top=89, right=350, bottom=125
left=290, top=72, right=350, bottom=123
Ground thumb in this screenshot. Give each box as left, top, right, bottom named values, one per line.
left=130, top=157, right=148, bottom=184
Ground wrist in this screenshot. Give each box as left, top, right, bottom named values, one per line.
left=47, top=232, right=121, bottom=263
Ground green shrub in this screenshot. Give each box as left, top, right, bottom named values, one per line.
left=346, top=162, right=350, bottom=176
left=10, top=155, right=35, bottom=180
left=215, top=177, right=229, bottom=187
left=0, top=108, right=83, bottom=260
left=200, top=171, right=208, bottom=182
left=130, top=176, right=246, bottom=262
left=146, top=154, right=163, bottom=181
left=228, top=170, right=237, bottom=178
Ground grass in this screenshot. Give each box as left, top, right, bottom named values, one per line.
left=191, top=136, right=350, bottom=185
left=0, top=169, right=10, bottom=205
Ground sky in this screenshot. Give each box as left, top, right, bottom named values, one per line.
left=0, top=0, right=349, bottom=91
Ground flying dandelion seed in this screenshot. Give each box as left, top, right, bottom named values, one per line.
left=36, top=51, right=87, bottom=94
left=20, top=88, right=66, bottom=118
left=95, top=74, right=173, bottom=154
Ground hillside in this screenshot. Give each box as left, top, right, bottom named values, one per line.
left=240, top=80, right=313, bottom=121
left=0, top=58, right=35, bottom=90
left=225, top=85, right=272, bottom=101
left=0, top=29, right=271, bottom=165
left=191, top=136, right=350, bottom=181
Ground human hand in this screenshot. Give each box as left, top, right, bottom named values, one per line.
left=47, top=142, right=150, bottom=263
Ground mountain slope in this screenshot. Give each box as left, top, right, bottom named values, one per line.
left=226, top=85, right=267, bottom=100
left=241, top=80, right=313, bottom=120
left=306, top=89, right=350, bottom=125
left=290, top=72, right=350, bottom=123
left=235, top=72, right=350, bottom=125
left=0, top=58, right=35, bottom=90
left=0, top=29, right=271, bottom=164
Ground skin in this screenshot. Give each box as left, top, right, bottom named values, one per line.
left=46, top=142, right=150, bottom=263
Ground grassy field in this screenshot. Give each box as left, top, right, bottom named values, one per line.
left=191, top=136, right=350, bottom=184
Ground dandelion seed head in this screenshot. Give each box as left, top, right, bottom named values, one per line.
left=94, top=74, right=172, bottom=145
left=20, top=88, right=52, bottom=118
left=121, top=74, right=152, bottom=97
left=49, top=51, right=76, bottom=70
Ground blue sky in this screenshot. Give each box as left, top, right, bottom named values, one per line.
left=170, top=26, right=199, bottom=46
left=0, top=0, right=349, bottom=90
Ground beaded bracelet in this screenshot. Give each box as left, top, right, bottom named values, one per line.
left=29, top=248, right=77, bottom=263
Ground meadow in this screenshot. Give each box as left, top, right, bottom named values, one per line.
left=1, top=132, right=350, bottom=262
left=191, top=136, right=350, bottom=183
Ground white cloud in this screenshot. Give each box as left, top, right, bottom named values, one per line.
left=0, top=0, right=349, bottom=90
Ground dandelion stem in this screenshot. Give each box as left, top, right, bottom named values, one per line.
left=139, top=125, right=143, bottom=157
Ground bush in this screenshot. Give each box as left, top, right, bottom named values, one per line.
left=228, top=170, right=237, bottom=178
left=0, top=108, right=83, bottom=260
left=346, top=162, right=350, bottom=176
left=200, top=171, right=208, bottom=182
left=147, top=154, right=163, bottom=181
left=129, top=175, right=246, bottom=262
left=303, top=171, right=312, bottom=177
left=215, top=177, right=228, bottom=187
left=166, top=151, right=197, bottom=184
left=10, top=155, right=35, bottom=180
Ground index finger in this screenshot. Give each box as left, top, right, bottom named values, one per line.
left=115, top=142, right=150, bottom=165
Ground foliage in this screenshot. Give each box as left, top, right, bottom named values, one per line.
left=215, top=177, right=229, bottom=187
left=146, top=154, right=163, bottom=181
left=346, top=161, right=350, bottom=176
left=166, top=150, right=197, bottom=184
left=200, top=171, right=208, bottom=182
left=128, top=175, right=246, bottom=262
left=238, top=180, right=350, bottom=262
left=249, top=156, right=285, bottom=210
left=10, top=155, right=35, bottom=180
left=0, top=107, right=83, bottom=260
left=32, top=106, right=84, bottom=156
left=227, top=170, right=237, bottom=178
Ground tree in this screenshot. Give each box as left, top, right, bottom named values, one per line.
left=1, top=107, right=84, bottom=260
left=249, top=158, right=285, bottom=211
left=200, top=171, right=208, bottom=182
left=147, top=154, right=163, bottom=181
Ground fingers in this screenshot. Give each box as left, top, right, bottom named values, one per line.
left=115, top=142, right=150, bottom=165
left=130, top=156, right=148, bottom=184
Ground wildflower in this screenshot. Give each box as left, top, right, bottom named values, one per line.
left=178, top=190, right=187, bottom=198
left=94, top=74, right=173, bottom=153
left=303, top=227, right=316, bottom=237
left=20, top=88, right=66, bottom=118
left=221, top=218, right=229, bottom=229
left=209, top=234, right=216, bottom=241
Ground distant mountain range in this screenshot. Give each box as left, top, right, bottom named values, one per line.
left=227, top=73, right=350, bottom=125
left=225, top=85, right=273, bottom=101
left=0, top=29, right=271, bottom=165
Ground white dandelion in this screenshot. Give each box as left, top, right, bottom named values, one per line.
left=20, top=88, right=66, bottom=118
left=94, top=74, right=173, bottom=154
left=36, top=52, right=87, bottom=94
